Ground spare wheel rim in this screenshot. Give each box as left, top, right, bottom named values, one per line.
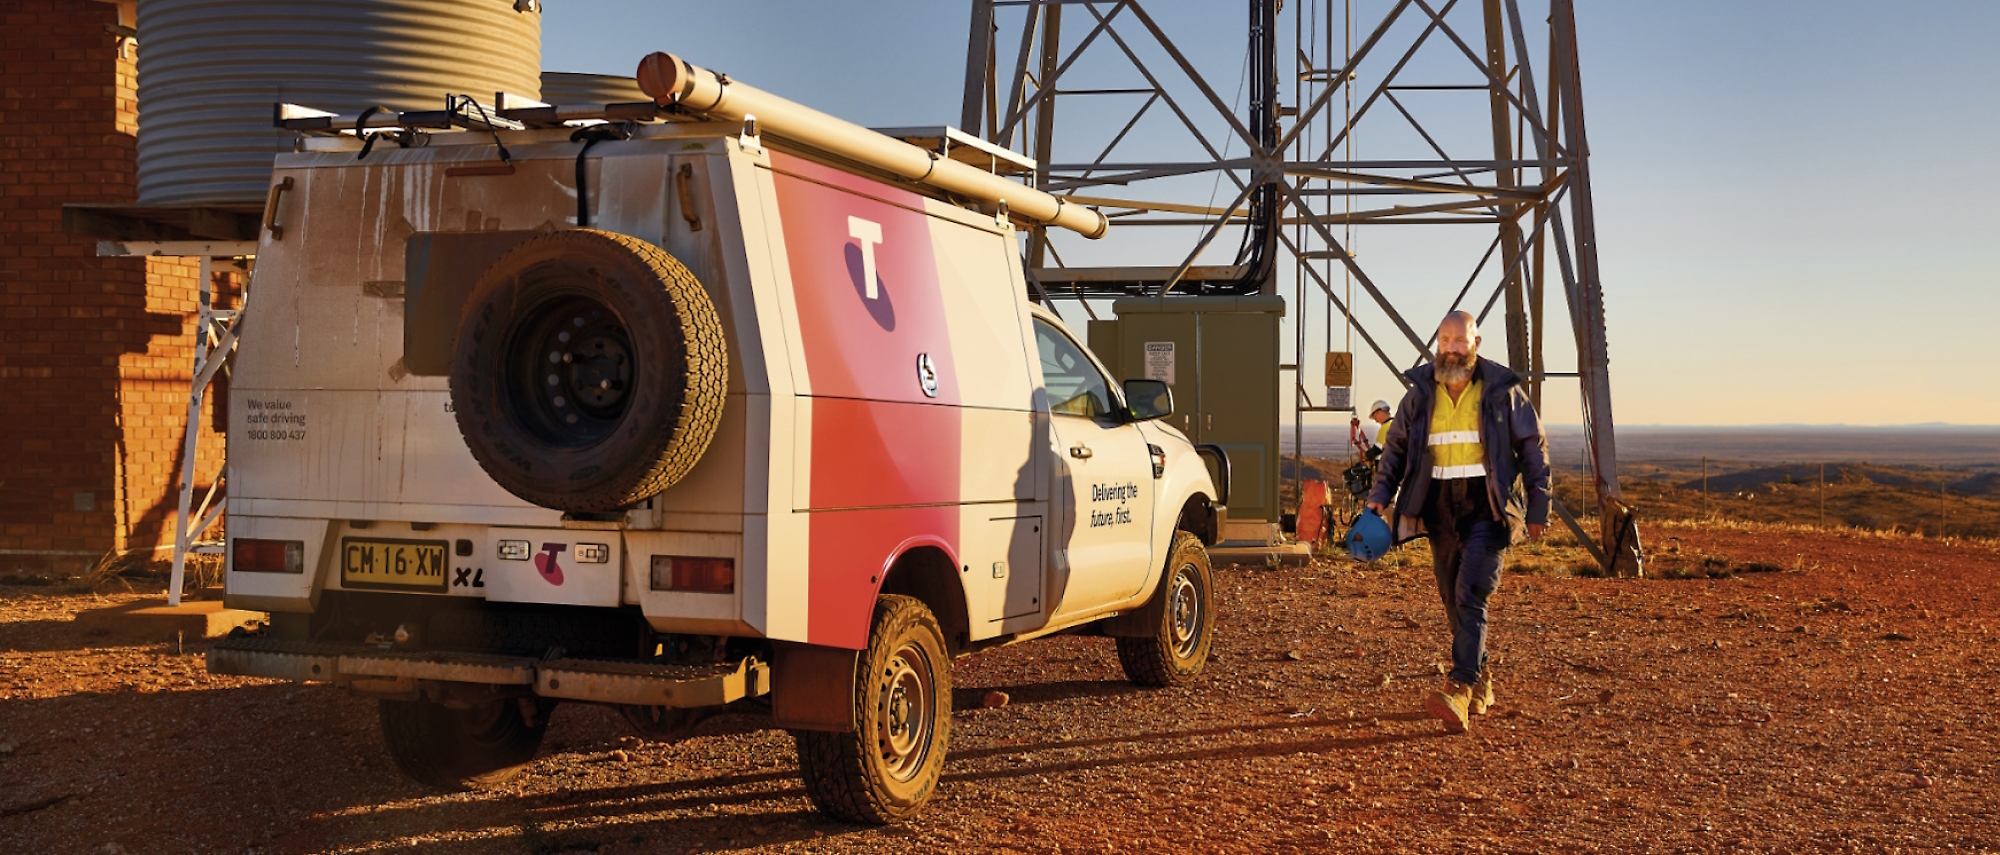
left=502, top=292, right=636, bottom=450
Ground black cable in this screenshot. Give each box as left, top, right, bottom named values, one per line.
left=1225, top=0, right=1281, bottom=295
left=355, top=105, right=391, bottom=160
left=452, top=95, right=514, bottom=165
left=570, top=123, right=633, bottom=228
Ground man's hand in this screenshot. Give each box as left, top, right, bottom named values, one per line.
left=1365, top=502, right=1385, bottom=516
left=1527, top=523, right=1547, bottom=541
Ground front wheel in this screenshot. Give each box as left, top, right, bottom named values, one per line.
left=379, top=698, right=549, bottom=790
left=792, top=595, right=952, bottom=824
left=1117, top=531, right=1215, bottom=686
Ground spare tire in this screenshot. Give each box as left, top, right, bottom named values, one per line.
left=449, top=229, right=726, bottom=512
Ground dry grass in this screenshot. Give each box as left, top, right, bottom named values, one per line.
left=1582, top=462, right=2000, bottom=539
left=1649, top=515, right=2000, bottom=549
left=45, top=550, right=225, bottom=600
left=63, top=551, right=138, bottom=595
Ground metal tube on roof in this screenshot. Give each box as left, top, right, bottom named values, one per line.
left=635, top=51, right=1107, bottom=239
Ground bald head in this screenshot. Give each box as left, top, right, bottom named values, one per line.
left=1434, top=311, right=1481, bottom=386
left=1439, top=311, right=1480, bottom=345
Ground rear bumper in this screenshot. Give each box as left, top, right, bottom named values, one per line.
left=207, top=636, right=768, bottom=708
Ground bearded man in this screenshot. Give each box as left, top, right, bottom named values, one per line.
left=1366, top=311, right=1550, bottom=733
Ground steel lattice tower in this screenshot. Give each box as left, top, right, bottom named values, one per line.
left=962, top=0, right=1641, bottom=573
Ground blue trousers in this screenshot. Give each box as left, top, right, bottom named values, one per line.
left=1423, top=477, right=1506, bottom=686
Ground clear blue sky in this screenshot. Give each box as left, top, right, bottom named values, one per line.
left=541, top=2, right=1999, bottom=427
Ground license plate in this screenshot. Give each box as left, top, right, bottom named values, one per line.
left=340, top=539, right=449, bottom=592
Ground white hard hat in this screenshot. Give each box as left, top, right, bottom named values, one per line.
left=1370, top=399, right=1392, bottom=415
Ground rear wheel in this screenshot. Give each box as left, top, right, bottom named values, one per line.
left=1117, top=531, right=1214, bottom=687
left=792, top=595, right=951, bottom=823
left=378, top=698, right=549, bottom=790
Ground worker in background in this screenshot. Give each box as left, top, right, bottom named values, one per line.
left=1366, top=311, right=1550, bottom=734
left=1366, top=399, right=1394, bottom=461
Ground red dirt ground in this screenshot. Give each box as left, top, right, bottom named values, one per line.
left=3, top=521, right=1996, bottom=854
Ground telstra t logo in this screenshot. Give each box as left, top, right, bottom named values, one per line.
left=533, top=543, right=567, bottom=586
left=849, top=216, right=883, bottom=299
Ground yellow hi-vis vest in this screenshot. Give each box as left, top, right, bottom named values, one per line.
left=1429, top=379, right=1486, bottom=479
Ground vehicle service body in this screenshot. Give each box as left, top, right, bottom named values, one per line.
left=211, top=50, right=1222, bottom=821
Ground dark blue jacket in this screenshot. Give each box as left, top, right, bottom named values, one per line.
left=1367, top=357, right=1551, bottom=539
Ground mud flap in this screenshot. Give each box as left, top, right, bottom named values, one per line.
left=771, top=641, right=859, bottom=732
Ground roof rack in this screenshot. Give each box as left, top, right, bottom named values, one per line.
left=274, top=95, right=527, bottom=136
left=272, top=94, right=1043, bottom=183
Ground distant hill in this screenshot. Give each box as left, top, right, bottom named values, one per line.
left=1676, top=463, right=2000, bottom=499
left=1548, top=425, right=2000, bottom=466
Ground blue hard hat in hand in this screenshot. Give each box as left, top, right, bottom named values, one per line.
left=1347, top=509, right=1392, bottom=562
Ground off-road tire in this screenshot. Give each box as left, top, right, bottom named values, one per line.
left=1117, top=531, right=1214, bottom=687
left=378, top=698, right=549, bottom=790
left=792, top=595, right=952, bottom=824
left=449, top=229, right=727, bottom=513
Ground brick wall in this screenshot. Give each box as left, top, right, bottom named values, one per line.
left=0, top=0, right=226, bottom=575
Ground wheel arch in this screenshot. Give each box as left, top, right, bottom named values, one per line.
left=1174, top=492, right=1220, bottom=546
left=876, top=542, right=971, bottom=657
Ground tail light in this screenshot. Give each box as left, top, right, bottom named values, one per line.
left=650, top=556, right=734, bottom=593
left=235, top=538, right=304, bottom=574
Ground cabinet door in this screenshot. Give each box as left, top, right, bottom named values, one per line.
left=1197, top=311, right=1281, bottom=523
left=983, top=515, right=1045, bottom=621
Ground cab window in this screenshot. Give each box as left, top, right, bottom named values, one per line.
left=1033, top=318, right=1113, bottom=418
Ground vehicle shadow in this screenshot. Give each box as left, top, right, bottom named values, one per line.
left=1, top=671, right=1435, bottom=854
left=271, top=705, right=1438, bottom=853
left=949, top=707, right=1430, bottom=766
left=0, top=677, right=838, bottom=854
left=0, top=617, right=132, bottom=653
left=944, top=717, right=1432, bottom=786
left=951, top=677, right=1144, bottom=711
left=278, top=772, right=832, bottom=855
left=0, top=585, right=234, bottom=654
left=302, top=807, right=839, bottom=855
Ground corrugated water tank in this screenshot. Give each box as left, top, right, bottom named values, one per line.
left=136, top=0, right=543, bottom=207
left=538, top=72, right=647, bottom=107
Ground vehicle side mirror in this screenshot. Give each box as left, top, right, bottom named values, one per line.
left=1122, top=378, right=1173, bottom=421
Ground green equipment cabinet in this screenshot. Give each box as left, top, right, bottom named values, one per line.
left=1088, top=295, right=1284, bottom=536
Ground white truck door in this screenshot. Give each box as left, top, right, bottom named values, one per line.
left=1033, top=318, right=1156, bottom=616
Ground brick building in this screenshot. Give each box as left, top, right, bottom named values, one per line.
left=0, top=0, right=228, bottom=575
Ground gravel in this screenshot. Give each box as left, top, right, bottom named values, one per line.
left=1, top=521, right=1995, bottom=853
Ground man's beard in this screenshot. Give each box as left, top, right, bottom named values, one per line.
left=1435, top=349, right=1477, bottom=385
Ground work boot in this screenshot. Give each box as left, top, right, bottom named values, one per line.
left=1424, top=680, right=1473, bottom=734
left=1468, top=672, right=1495, bottom=716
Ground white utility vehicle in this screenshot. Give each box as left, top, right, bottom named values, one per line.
left=209, top=51, right=1226, bottom=822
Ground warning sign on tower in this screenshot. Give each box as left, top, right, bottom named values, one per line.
left=1324, top=352, right=1353, bottom=387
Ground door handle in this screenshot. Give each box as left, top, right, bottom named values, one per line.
left=1069, top=444, right=1093, bottom=459
left=262, top=176, right=294, bottom=240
